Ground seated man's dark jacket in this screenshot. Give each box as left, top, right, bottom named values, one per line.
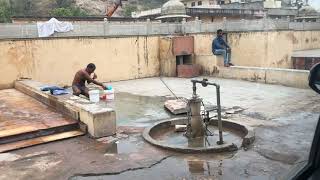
left=212, top=36, right=230, bottom=54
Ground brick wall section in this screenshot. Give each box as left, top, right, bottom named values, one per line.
left=177, top=65, right=201, bottom=78
left=292, top=57, right=320, bottom=70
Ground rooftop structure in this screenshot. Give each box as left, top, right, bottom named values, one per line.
left=132, top=0, right=298, bottom=22
left=181, top=0, right=231, bottom=7
left=295, top=5, right=320, bottom=22
left=156, top=0, right=190, bottom=21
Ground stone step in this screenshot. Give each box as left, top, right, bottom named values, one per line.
left=0, top=130, right=85, bottom=153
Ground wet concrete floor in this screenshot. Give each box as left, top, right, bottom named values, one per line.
left=0, top=77, right=319, bottom=180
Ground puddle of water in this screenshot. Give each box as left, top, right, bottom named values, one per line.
left=71, top=158, right=216, bottom=180
left=71, top=156, right=272, bottom=180
left=105, top=136, right=141, bottom=155
left=153, top=126, right=243, bottom=148
left=98, top=92, right=174, bottom=126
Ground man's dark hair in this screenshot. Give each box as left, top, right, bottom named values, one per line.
left=217, top=29, right=223, bottom=34
left=87, top=63, right=96, bottom=70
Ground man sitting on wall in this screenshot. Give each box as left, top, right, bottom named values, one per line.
left=72, top=63, right=106, bottom=98
left=212, top=29, right=234, bottom=67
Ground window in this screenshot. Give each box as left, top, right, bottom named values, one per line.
left=219, top=0, right=225, bottom=5
left=198, top=1, right=202, bottom=6
left=191, top=2, right=195, bottom=6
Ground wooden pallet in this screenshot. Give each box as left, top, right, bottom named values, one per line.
left=0, top=130, right=84, bottom=153
left=0, top=89, right=84, bottom=152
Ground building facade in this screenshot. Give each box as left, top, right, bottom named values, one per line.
left=131, top=0, right=298, bottom=22
left=181, top=0, right=231, bottom=7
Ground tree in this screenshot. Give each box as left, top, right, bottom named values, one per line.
left=0, top=0, right=11, bottom=23
left=55, top=0, right=74, bottom=8
left=123, top=4, right=138, bottom=17
left=51, top=0, right=88, bottom=17
left=50, top=8, right=73, bottom=17
left=9, top=0, right=35, bottom=16
left=71, top=7, right=88, bottom=16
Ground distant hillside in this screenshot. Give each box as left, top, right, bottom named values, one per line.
left=0, top=0, right=166, bottom=18
left=1, top=0, right=303, bottom=22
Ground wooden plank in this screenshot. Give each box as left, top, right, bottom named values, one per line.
left=0, top=126, right=37, bottom=138
left=0, top=130, right=84, bottom=153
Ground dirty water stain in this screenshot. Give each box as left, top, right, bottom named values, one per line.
left=152, top=126, right=243, bottom=148
left=99, top=92, right=174, bottom=126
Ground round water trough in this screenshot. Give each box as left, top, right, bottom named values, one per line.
left=143, top=117, right=255, bottom=153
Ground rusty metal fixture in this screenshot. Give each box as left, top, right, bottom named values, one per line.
left=187, top=97, right=205, bottom=138
left=185, top=78, right=224, bottom=145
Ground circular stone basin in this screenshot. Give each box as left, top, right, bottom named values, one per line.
left=143, top=117, right=255, bottom=153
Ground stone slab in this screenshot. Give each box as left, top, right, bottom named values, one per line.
left=164, top=99, right=188, bottom=115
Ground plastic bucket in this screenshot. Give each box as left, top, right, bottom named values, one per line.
left=89, top=90, right=100, bottom=103
left=104, top=89, right=115, bottom=100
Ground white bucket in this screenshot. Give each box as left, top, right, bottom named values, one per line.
left=89, top=90, right=100, bottom=103
left=104, top=89, right=115, bottom=100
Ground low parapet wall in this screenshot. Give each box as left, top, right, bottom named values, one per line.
left=215, top=66, right=309, bottom=89
left=1, top=19, right=320, bottom=39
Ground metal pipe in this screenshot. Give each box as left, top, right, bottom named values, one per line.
left=216, top=85, right=224, bottom=145
left=192, top=81, right=197, bottom=98
left=190, top=79, right=224, bottom=144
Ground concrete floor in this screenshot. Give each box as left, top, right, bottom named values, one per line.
left=0, top=77, right=319, bottom=180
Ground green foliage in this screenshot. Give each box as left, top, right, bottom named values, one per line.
left=10, top=0, right=35, bottom=16
left=0, top=0, right=12, bottom=22
left=55, top=0, right=74, bottom=8
left=123, top=4, right=138, bottom=17
left=139, top=0, right=167, bottom=9
left=0, top=0, right=169, bottom=20
left=50, top=7, right=73, bottom=17
left=51, top=0, right=88, bottom=17
left=50, top=7, right=88, bottom=17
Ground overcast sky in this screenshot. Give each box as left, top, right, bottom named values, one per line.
left=309, top=0, right=320, bottom=9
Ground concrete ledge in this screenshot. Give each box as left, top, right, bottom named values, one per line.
left=215, top=66, right=309, bottom=89
left=65, top=98, right=116, bottom=138
left=14, top=80, right=116, bottom=138
left=15, top=80, right=79, bottom=120
left=0, top=83, right=14, bottom=90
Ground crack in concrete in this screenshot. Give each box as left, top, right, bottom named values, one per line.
left=256, top=148, right=300, bottom=165
left=68, top=155, right=172, bottom=179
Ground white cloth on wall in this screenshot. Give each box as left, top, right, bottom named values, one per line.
left=37, top=18, right=73, bottom=37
